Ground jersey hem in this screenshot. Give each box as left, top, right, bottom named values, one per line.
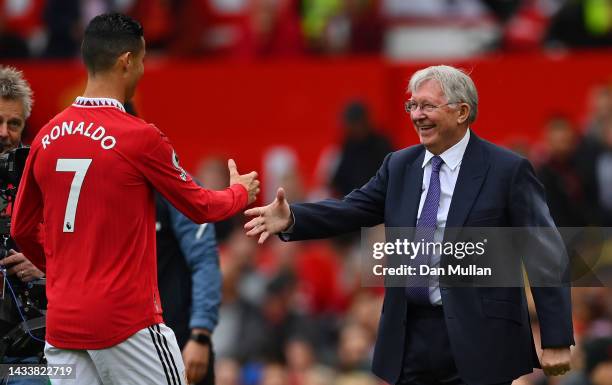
left=46, top=315, right=164, bottom=350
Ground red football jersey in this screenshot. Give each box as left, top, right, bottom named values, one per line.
left=11, top=97, right=247, bottom=349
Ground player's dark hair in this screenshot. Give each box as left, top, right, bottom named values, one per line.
left=81, top=13, right=144, bottom=74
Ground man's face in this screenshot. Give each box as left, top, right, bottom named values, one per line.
left=547, top=119, right=575, bottom=159
left=409, top=79, right=466, bottom=155
left=0, top=98, right=25, bottom=154
left=125, top=37, right=146, bottom=102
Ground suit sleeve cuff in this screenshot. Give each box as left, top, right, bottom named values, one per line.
left=279, top=211, right=296, bottom=241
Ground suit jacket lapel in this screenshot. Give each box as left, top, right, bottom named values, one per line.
left=446, top=133, right=489, bottom=229
left=403, top=150, right=425, bottom=227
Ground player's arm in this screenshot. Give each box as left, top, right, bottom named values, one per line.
left=10, top=148, right=46, bottom=272
left=135, top=127, right=258, bottom=224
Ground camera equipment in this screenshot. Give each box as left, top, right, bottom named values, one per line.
left=0, top=147, right=46, bottom=362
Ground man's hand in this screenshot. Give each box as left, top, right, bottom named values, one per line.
left=182, top=338, right=210, bottom=384
left=541, top=347, right=571, bottom=376
left=0, top=250, right=44, bottom=282
left=244, top=187, right=292, bottom=244
left=228, top=159, right=259, bottom=204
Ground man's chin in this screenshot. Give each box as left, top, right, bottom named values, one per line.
left=419, top=135, right=437, bottom=147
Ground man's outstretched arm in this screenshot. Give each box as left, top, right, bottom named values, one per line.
left=245, top=152, right=393, bottom=243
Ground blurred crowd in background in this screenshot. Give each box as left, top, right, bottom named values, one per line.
left=3, top=0, right=612, bottom=385
left=3, top=0, right=612, bottom=59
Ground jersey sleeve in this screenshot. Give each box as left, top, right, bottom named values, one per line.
left=131, top=126, right=248, bottom=224
left=11, top=147, right=46, bottom=272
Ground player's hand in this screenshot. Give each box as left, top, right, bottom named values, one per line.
left=541, top=347, right=571, bottom=376
left=182, top=338, right=210, bottom=384
left=0, top=250, right=45, bottom=282
left=228, top=159, right=259, bottom=205
left=244, top=187, right=292, bottom=244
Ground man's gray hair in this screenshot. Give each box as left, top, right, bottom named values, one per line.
left=408, top=65, right=478, bottom=124
left=0, top=66, right=34, bottom=119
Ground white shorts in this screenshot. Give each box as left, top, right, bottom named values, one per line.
left=44, top=324, right=186, bottom=385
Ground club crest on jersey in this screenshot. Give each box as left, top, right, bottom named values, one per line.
left=172, top=150, right=188, bottom=181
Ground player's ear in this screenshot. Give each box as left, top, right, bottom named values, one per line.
left=117, top=51, right=131, bottom=72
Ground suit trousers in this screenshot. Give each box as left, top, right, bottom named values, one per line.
left=397, top=305, right=464, bottom=385
left=397, top=305, right=514, bottom=385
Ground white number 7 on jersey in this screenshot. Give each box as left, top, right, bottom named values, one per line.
left=56, top=159, right=92, bottom=232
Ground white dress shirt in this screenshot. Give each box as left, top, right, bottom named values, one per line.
left=418, top=129, right=471, bottom=305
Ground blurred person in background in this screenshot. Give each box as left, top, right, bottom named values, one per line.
left=0, top=11, right=29, bottom=58
left=584, top=84, right=612, bottom=138
left=241, top=0, right=304, bottom=57
left=344, top=0, right=384, bottom=54
left=213, top=227, right=268, bottom=360
left=572, top=83, right=612, bottom=226
left=42, top=0, right=81, bottom=57
left=215, top=358, right=241, bottom=385
left=573, top=117, right=612, bottom=226
left=346, top=290, right=383, bottom=341
left=238, top=270, right=317, bottom=365
left=260, top=362, right=289, bottom=385
left=0, top=0, right=46, bottom=58
left=263, top=147, right=304, bottom=204
left=285, top=337, right=318, bottom=385
left=168, top=0, right=303, bottom=58
left=301, top=0, right=344, bottom=53
left=330, top=101, right=393, bottom=198
left=546, top=0, right=612, bottom=48
left=335, top=323, right=373, bottom=374
left=592, top=117, right=612, bottom=225
left=303, top=0, right=383, bottom=55
left=537, top=115, right=593, bottom=226
left=302, top=366, right=336, bottom=385
left=334, top=372, right=379, bottom=385
left=557, top=337, right=612, bottom=385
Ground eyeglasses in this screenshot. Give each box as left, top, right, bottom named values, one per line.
left=404, top=101, right=457, bottom=113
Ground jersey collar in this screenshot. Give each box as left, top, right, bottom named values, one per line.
left=73, top=97, right=126, bottom=113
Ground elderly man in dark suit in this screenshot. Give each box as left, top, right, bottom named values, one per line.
left=244, top=65, right=574, bottom=385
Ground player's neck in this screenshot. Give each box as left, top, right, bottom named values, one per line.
left=82, top=75, right=127, bottom=104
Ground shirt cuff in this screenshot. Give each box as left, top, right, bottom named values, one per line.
left=279, top=211, right=296, bottom=239
left=189, top=317, right=216, bottom=332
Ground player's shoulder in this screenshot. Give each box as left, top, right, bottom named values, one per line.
left=111, top=114, right=171, bottom=156
left=120, top=113, right=165, bottom=138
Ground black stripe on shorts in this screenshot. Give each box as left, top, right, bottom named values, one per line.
left=148, top=326, right=176, bottom=385
left=155, top=324, right=182, bottom=384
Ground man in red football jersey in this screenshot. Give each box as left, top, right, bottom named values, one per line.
left=10, top=13, right=259, bottom=385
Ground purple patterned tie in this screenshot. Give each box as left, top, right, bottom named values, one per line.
left=405, top=155, right=443, bottom=304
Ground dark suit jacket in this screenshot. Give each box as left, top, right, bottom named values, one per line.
left=282, top=132, right=574, bottom=385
